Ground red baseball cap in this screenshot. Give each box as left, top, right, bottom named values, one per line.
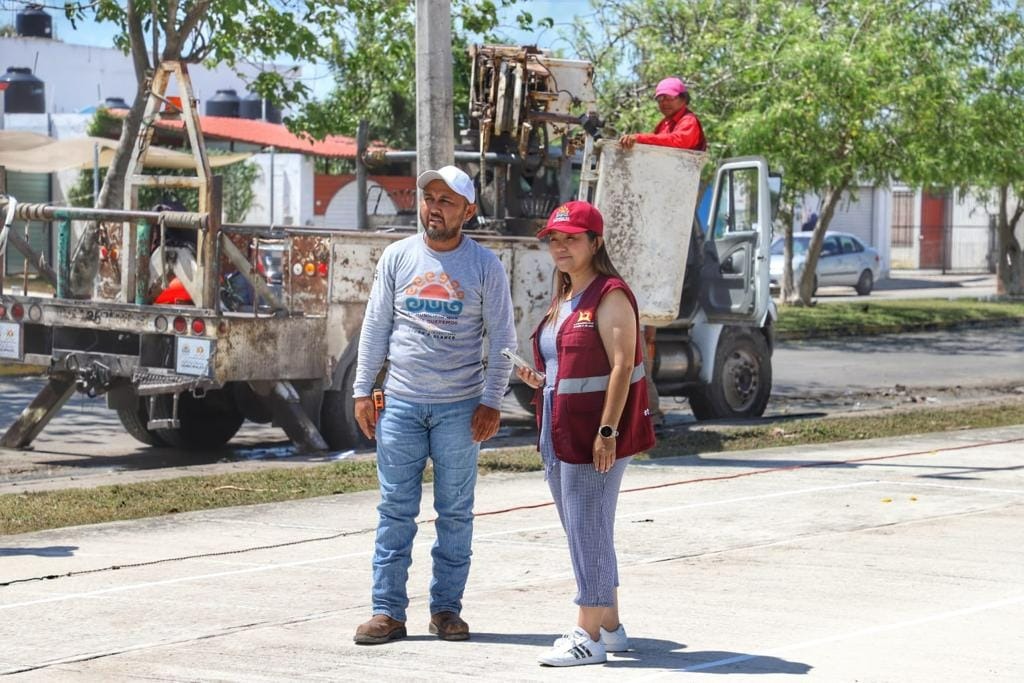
left=537, top=200, right=604, bottom=238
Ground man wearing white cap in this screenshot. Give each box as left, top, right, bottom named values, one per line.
left=352, top=165, right=516, bottom=645
left=619, top=76, right=707, bottom=151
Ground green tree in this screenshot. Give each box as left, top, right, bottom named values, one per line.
left=574, top=0, right=962, bottom=305
left=904, top=1, right=1024, bottom=296
left=290, top=0, right=547, bottom=148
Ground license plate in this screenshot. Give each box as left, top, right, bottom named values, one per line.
left=0, top=322, right=23, bottom=360
left=175, top=336, right=214, bottom=377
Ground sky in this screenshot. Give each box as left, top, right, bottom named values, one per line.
left=3, top=0, right=598, bottom=100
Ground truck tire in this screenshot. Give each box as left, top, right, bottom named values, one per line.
left=153, top=388, right=245, bottom=450
left=688, top=326, right=772, bottom=420
left=320, top=360, right=372, bottom=451
left=116, top=399, right=168, bottom=447
left=510, top=382, right=538, bottom=417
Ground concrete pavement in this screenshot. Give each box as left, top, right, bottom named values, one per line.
left=2, top=424, right=1023, bottom=680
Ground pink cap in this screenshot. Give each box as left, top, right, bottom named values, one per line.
left=654, top=76, right=687, bottom=98
left=537, top=201, right=604, bottom=239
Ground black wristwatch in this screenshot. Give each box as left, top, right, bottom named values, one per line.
left=598, top=425, right=619, bottom=439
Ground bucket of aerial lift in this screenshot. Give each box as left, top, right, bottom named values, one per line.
left=590, top=141, right=706, bottom=326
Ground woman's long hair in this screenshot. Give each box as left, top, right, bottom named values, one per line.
left=543, top=232, right=623, bottom=327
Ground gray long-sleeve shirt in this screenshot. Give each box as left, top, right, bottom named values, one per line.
left=353, top=233, right=516, bottom=409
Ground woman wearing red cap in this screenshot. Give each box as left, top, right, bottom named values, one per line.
left=517, top=200, right=655, bottom=667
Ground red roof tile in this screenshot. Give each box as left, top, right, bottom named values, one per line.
left=116, top=111, right=386, bottom=159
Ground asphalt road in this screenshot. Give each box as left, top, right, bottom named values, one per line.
left=1, top=323, right=1022, bottom=491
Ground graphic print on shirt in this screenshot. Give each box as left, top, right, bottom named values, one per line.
left=402, top=271, right=464, bottom=340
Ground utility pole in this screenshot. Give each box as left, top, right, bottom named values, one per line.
left=415, top=0, right=454, bottom=193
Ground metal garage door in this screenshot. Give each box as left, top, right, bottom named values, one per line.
left=828, top=187, right=874, bottom=245
left=3, top=171, right=52, bottom=275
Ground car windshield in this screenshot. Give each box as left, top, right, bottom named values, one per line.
left=771, top=236, right=810, bottom=256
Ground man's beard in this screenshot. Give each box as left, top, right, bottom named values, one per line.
left=422, top=211, right=461, bottom=242
left=425, top=224, right=459, bottom=241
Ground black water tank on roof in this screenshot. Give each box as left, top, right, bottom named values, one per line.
left=16, top=5, right=52, bottom=39
left=0, top=67, right=46, bottom=113
left=206, top=89, right=240, bottom=117
left=239, top=92, right=263, bottom=119
left=264, top=99, right=282, bottom=124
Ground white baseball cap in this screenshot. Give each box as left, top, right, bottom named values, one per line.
left=416, top=165, right=476, bottom=204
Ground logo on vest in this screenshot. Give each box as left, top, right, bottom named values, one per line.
left=573, top=309, right=595, bottom=329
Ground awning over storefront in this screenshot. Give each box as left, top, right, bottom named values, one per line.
left=0, top=131, right=250, bottom=173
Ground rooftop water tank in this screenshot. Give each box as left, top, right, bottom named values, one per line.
left=239, top=92, right=263, bottom=119
left=206, top=89, right=240, bottom=117
left=0, top=67, right=46, bottom=114
left=16, top=5, right=52, bottom=39
left=239, top=93, right=283, bottom=123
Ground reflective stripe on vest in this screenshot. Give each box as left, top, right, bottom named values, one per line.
left=556, top=364, right=645, bottom=395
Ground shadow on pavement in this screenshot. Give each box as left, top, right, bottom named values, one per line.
left=0, top=545, right=78, bottom=557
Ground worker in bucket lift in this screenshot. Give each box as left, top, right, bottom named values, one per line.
left=618, top=76, right=707, bottom=428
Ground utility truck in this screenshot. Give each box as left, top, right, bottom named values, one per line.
left=0, top=49, right=777, bottom=453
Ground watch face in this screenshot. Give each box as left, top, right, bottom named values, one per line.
left=599, top=425, right=614, bottom=438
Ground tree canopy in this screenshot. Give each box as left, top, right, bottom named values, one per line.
left=573, top=0, right=1023, bottom=299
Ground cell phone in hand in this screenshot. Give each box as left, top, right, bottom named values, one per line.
left=500, top=347, right=545, bottom=380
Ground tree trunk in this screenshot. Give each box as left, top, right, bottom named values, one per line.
left=995, top=185, right=1024, bottom=297
left=782, top=219, right=796, bottom=304
left=797, top=177, right=851, bottom=305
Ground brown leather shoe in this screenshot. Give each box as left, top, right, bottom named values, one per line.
left=429, top=611, right=470, bottom=641
left=353, top=614, right=407, bottom=645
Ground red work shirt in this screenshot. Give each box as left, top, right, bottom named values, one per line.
left=635, top=107, right=707, bottom=151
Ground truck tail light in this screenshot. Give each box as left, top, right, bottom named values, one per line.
left=317, top=261, right=328, bottom=277
left=100, top=246, right=108, bottom=260
left=11, top=303, right=25, bottom=321
left=154, top=315, right=169, bottom=332
left=304, top=261, right=316, bottom=276
left=191, top=318, right=206, bottom=335
left=172, top=316, right=187, bottom=334
left=0, top=305, right=6, bottom=318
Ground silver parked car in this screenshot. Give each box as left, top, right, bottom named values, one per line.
left=769, top=231, right=880, bottom=295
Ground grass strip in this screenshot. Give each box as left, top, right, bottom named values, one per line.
left=774, top=298, right=1024, bottom=339
left=1, top=400, right=1021, bottom=536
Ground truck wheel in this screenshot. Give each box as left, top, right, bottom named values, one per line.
left=116, top=398, right=168, bottom=447
left=320, top=360, right=372, bottom=451
left=689, top=327, right=772, bottom=420
left=154, top=388, right=245, bottom=450
left=510, top=382, right=538, bottom=416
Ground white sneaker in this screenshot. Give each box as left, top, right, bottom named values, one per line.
left=553, top=624, right=630, bottom=652
left=601, top=624, right=630, bottom=652
left=538, top=626, right=607, bottom=667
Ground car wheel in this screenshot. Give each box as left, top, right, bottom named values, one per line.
left=855, top=269, right=873, bottom=296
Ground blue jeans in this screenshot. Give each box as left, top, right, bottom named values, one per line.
left=371, top=394, right=481, bottom=622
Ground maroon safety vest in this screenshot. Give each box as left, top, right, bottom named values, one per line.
left=531, top=275, right=656, bottom=464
